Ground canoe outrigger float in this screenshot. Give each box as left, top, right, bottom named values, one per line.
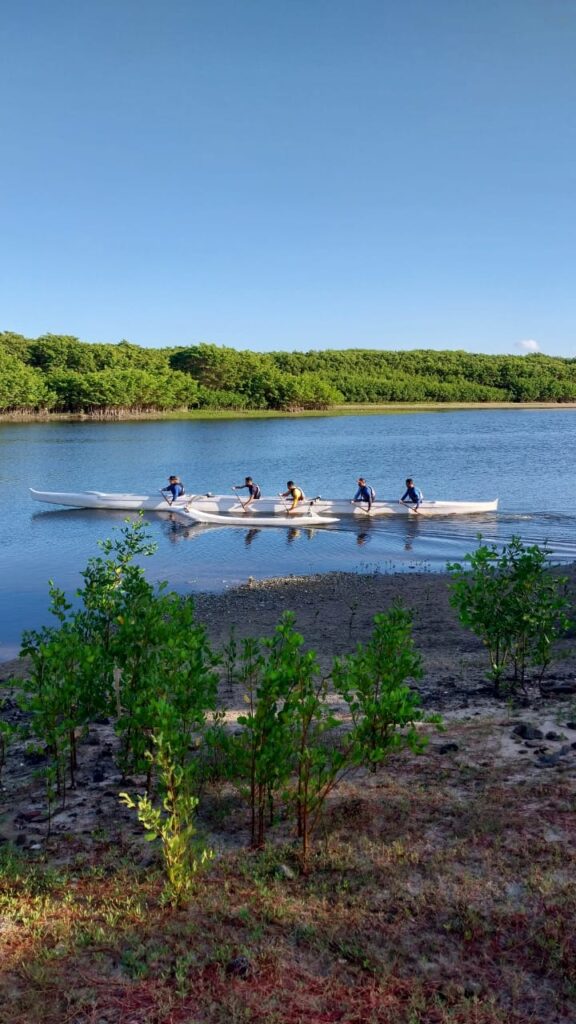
left=30, top=489, right=499, bottom=518
left=179, top=507, right=339, bottom=527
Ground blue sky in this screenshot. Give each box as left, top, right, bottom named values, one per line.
left=1, top=0, right=574, bottom=356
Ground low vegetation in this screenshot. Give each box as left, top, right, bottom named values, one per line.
left=2, top=331, right=576, bottom=414
left=448, top=537, right=572, bottom=696
left=1, top=524, right=574, bottom=1022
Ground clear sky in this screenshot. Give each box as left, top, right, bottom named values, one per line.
left=1, top=0, right=574, bottom=356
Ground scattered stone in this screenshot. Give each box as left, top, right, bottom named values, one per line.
left=136, top=846, right=158, bottom=869
left=87, top=735, right=101, bottom=747
left=540, top=681, right=576, bottom=696
left=535, top=745, right=572, bottom=768
left=512, top=724, right=543, bottom=740
left=275, top=863, right=296, bottom=881
left=505, top=881, right=525, bottom=901
left=463, top=980, right=482, bottom=998
left=226, top=955, right=253, bottom=979
left=436, top=742, right=459, bottom=755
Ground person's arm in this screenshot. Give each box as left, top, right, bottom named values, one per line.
left=352, top=487, right=361, bottom=502
left=232, top=484, right=248, bottom=491
left=400, top=489, right=409, bottom=502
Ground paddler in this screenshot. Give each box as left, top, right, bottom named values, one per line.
left=400, top=478, right=423, bottom=511
left=232, top=476, right=262, bottom=511
left=351, top=477, right=375, bottom=511
left=161, top=475, right=185, bottom=504
left=279, top=480, right=305, bottom=514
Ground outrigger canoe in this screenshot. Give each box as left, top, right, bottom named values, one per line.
left=30, top=489, right=498, bottom=517
left=178, top=508, right=339, bottom=527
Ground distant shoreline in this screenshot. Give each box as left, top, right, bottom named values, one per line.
left=2, top=401, right=576, bottom=423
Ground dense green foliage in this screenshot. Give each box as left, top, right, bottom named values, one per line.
left=14, top=518, right=431, bottom=878
left=2, top=331, right=576, bottom=414
left=448, top=537, right=572, bottom=695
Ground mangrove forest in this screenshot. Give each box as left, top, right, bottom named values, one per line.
left=1, top=331, right=576, bottom=415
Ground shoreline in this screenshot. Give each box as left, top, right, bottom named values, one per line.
left=3, top=566, right=575, bottom=702
left=2, top=401, right=576, bottom=423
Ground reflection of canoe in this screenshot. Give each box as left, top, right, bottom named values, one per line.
left=177, top=508, right=339, bottom=528
left=30, top=489, right=498, bottom=517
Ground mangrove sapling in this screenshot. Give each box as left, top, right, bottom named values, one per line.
left=333, top=605, right=427, bottom=770
left=280, top=628, right=346, bottom=871
left=223, top=624, right=238, bottom=694
left=236, top=624, right=302, bottom=849
left=448, top=537, right=571, bottom=695
left=112, top=590, right=219, bottom=777
left=278, top=605, right=436, bottom=869
left=0, top=713, right=15, bottom=785
left=120, top=729, right=213, bottom=906
left=20, top=588, right=103, bottom=799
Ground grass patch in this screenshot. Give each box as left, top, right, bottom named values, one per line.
left=1, top=726, right=575, bottom=1024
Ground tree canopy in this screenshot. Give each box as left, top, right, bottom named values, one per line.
left=1, top=331, right=575, bottom=414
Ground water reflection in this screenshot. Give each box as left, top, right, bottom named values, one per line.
left=244, top=528, right=261, bottom=547
left=403, top=517, right=421, bottom=551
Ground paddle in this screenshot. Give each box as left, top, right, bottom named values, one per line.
left=159, top=489, right=173, bottom=507
left=400, top=500, right=420, bottom=515
left=231, top=486, right=253, bottom=513
left=352, top=500, right=373, bottom=516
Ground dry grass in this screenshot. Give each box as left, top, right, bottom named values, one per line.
left=1, top=717, right=575, bottom=1024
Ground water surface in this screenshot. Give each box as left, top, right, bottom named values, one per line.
left=1, top=409, right=574, bottom=659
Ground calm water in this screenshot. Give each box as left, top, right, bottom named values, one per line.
left=1, top=409, right=575, bottom=660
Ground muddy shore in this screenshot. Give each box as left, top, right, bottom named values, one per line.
left=2, top=565, right=575, bottom=708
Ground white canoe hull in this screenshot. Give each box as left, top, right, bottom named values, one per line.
left=178, top=508, right=339, bottom=527
left=30, top=489, right=498, bottom=517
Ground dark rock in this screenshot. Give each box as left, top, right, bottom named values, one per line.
left=545, top=731, right=562, bottom=741
left=226, top=956, right=253, bottom=980
left=512, top=724, right=543, bottom=740
left=87, top=735, right=101, bottom=747
left=92, top=768, right=106, bottom=783
left=540, top=682, right=576, bottom=696
left=535, top=745, right=572, bottom=768
left=136, top=846, right=159, bottom=869
left=22, top=749, right=47, bottom=766
left=94, top=716, right=110, bottom=725
left=436, top=742, right=459, bottom=755
left=566, top=722, right=576, bottom=730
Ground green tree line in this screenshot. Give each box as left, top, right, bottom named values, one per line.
left=1, top=331, right=576, bottom=413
